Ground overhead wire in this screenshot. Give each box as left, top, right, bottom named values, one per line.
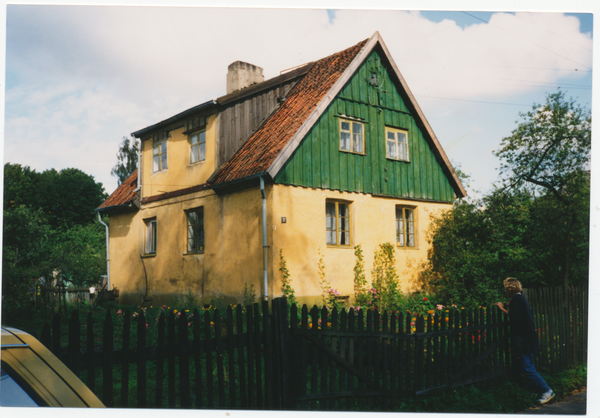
left=462, top=12, right=592, bottom=71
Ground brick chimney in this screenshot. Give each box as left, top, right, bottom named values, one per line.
left=226, top=61, right=264, bottom=94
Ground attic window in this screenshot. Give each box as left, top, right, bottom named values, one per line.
left=339, top=119, right=365, bottom=155
left=189, top=130, right=206, bottom=164
left=386, top=127, right=409, bottom=161
left=152, top=141, right=168, bottom=173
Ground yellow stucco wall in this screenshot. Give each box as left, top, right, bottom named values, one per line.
left=110, top=180, right=451, bottom=307
left=109, top=186, right=266, bottom=306
left=268, top=184, right=452, bottom=304
left=141, top=114, right=216, bottom=199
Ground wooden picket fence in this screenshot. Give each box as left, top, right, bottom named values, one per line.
left=41, top=286, right=587, bottom=410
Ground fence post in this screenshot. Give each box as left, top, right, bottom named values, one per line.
left=51, top=313, right=61, bottom=356
left=137, top=310, right=147, bottom=408
left=276, top=298, right=294, bottom=409
left=102, top=310, right=114, bottom=407
left=67, top=311, right=80, bottom=375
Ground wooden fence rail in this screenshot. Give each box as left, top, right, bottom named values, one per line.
left=41, top=286, right=587, bottom=410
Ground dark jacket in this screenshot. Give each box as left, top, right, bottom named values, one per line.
left=508, top=293, right=538, bottom=354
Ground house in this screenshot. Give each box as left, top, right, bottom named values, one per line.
left=97, top=32, right=466, bottom=307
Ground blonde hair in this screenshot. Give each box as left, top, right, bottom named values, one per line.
left=503, top=277, right=522, bottom=297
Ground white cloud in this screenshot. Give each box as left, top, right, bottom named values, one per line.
left=4, top=7, right=593, bottom=195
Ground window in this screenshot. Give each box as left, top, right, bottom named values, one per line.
left=396, top=207, right=416, bottom=247
left=326, top=201, right=351, bottom=246
left=189, top=130, right=206, bottom=164
left=145, top=218, right=157, bottom=254
left=186, top=207, right=204, bottom=253
left=339, top=119, right=364, bottom=154
left=386, top=127, right=409, bottom=161
left=152, top=141, right=168, bottom=172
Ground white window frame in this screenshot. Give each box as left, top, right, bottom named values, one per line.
left=339, top=119, right=365, bottom=155
left=152, top=140, right=168, bottom=173
left=189, top=130, right=206, bottom=164
left=326, top=200, right=351, bottom=247
left=144, top=218, right=157, bottom=254
left=186, top=207, right=205, bottom=254
left=386, top=127, right=409, bottom=162
left=396, top=206, right=416, bottom=248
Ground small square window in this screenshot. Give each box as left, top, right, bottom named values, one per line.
left=190, top=130, right=206, bottom=164
left=340, top=119, right=364, bottom=154
left=145, top=218, right=157, bottom=254
left=386, top=127, right=409, bottom=161
left=326, top=201, right=351, bottom=246
left=396, top=206, right=416, bottom=248
left=153, top=141, right=168, bottom=172
left=186, top=207, right=204, bottom=253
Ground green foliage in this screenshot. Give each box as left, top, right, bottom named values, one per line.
left=494, top=90, right=591, bottom=288
left=279, top=249, right=297, bottom=306
left=111, top=136, right=139, bottom=185
left=3, top=163, right=109, bottom=324
left=353, top=245, right=369, bottom=306
left=317, top=250, right=344, bottom=311
left=494, top=90, right=591, bottom=197
left=50, top=222, right=106, bottom=287
left=244, top=283, right=257, bottom=306
left=4, top=163, right=107, bottom=228
left=371, top=243, right=400, bottom=312
left=420, top=92, right=590, bottom=303
left=2, top=205, right=55, bottom=322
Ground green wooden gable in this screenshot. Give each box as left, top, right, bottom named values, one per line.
left=274, top=50, right=456, bottom=203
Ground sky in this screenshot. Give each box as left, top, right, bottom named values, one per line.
left=3, top=1, right=595, bottom=201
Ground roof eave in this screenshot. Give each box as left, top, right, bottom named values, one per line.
left=131, top=100, right=217, bottom=138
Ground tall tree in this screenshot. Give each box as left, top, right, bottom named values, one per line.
left=494, top=90, right=591, bottom=289
left=3, top=164, right=107, bottom=229
left=111, top=136, right=139, bottom=185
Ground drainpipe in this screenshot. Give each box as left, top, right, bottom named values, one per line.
left=260, top=176, right=268, bottom=300
left=97, top=212, right=110, bottom=290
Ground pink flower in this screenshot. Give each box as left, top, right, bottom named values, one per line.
left=423, top=297, right=428, bottom=301
left=117, top=310, right=122, bottom=316
left=436, top=304, right=444, bottom=310
left=146, top=323, right=149, bottom=329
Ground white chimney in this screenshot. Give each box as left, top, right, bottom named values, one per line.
left=227, top=61, right=264, bottom=94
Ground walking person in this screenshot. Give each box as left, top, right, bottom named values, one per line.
left=494, top=277, right=555, bottom=404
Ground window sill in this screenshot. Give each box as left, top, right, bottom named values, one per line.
left=326, top=245, right=353, bottom=249
left=141, top=253, right=156, bottom=258
left=188, top=161, right=206, bottom=167
left=339, top=149, right=366, bottom=156
left=152, top=169, right=168, bottom=175
left=184, top=252, right=205, bottom=256
left=396, top=245, right=419, bottom=250
left=386, top=157, right=410, bottom=162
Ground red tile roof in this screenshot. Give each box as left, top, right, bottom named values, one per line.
left=209, top=39, right=368, bottom=186
left=97, top=170, right=138, bottom=210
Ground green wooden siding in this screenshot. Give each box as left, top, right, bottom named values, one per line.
left=275, top=50, right=456, bottom=203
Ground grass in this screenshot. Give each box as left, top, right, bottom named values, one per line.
left=393, top=365, right=586, bottom=413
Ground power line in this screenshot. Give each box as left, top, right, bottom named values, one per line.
left=512, top=13, right=593, bottom=53
left=407, top=75, right=592, bottom=91
left=416, top=95, right=532, bottom=107
left=400, top=61, right=591, bottom=73
left=462, top=12, right=592, bottom=71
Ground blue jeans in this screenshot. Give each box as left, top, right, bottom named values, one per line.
left=518, top=353, right=551, bottom=393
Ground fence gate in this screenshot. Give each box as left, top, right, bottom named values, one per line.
left=271, top=298, right=512, bottom=411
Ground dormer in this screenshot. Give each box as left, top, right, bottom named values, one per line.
left=132, top=101, right=217, bottom=199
